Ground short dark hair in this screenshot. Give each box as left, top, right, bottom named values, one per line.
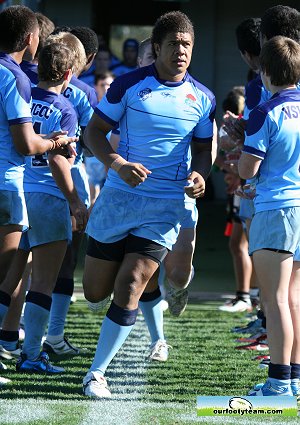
left=51, top=26, right=72, bottom=36
left=261, top=5, right=300, bottom=42
left=260, top=35, right=300, bottom=86
left=70, top=26, right=99, bottom=56
left=35, top=12, right=55, bottom=58
left=0, top=5, right=38, bottom=52
left=151, top=11, right=194, bottom=58
left=38, top=42, right=74, bottom=82
left=235, top=17, right=261, bottom=56
left=95, top=71, right=115, bottom=85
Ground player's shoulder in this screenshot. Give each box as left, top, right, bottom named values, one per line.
left=0, top=53, right=31, bottom=102
left=106, top=65, right=154, bottom=103
left=185, top=72, right=215, bottom=102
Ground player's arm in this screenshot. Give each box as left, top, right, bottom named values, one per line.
left=238, top=152, right=261, bottom=180
left=48, top=153, right=88, bottom=232
left=185, top=139, right=212, bottom=199
left=10, top=122, right=76, bottom=155
left=84, top=113, right=151, bottom=187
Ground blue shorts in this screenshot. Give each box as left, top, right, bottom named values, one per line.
left=19, top=192, right=72, bottom=250
left=0, top=190, right=28, bottom=231
left=249, top=207, right=300, bottom=256
left=239, top=198, right=255, bottom=222
left=86, top=186, right=185, bottom=250
left=71, top=164, right=90, bottom=208
left=85, top=156, right=106, bottom=188
left=181, top=196, right=198, bottom=229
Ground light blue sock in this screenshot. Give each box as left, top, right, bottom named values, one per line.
left=47, top=294, right=71, bottom=337
left=90, top=302, right=138, bottom=375
left=139, top=289, right=165, bottom=343
left=0, top=339, right=18, bottom=351
left=268, top=377, right=291, bottom=388
left=22, top=292, right=52, bottom=360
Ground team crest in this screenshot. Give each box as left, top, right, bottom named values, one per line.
left=138, top=88, right=152, bottom=101
left=185, top=93, right=196, bottom=107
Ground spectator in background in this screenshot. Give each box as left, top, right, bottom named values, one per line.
left=94, top=71, right=115, bottom=102
left=110, top=38, right=139, bottom=77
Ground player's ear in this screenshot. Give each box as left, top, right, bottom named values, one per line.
left=153, top=43, right=160, bottom=57
left=25, top=32, right=34, bottom=47
left=64, top=69, right=72, bottom=82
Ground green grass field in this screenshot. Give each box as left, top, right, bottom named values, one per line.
left=0, top=298, right=299, bottom=425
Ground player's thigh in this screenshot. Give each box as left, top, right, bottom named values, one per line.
left=83, top=255, right=120, bottom=301
left=31, top=240, right=68, bottom=295
left=0, top=224, right=23, bottom=284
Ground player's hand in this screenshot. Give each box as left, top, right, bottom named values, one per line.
left=235, top=183, right=256, bottom=199
left=184, top=171, right=205, bottom=198
left=224, top=173, right=241, bottom=194
left=69, top=199, right=89, bottom=232
left=223, top=111, right=246, bottom=144
left=118, top=162, right=151, bottom=187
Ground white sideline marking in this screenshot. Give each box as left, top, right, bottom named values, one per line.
left=0, top=399, right=51, bottom=423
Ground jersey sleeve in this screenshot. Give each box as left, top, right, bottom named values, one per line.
left=77, top=92, right=94, bottom=128
left=243, top=108, right=271, bottom=159
left=5, top=78, right=32, bottom=125
left=192, top=94, right=216, bottom=143
left=94, top=78, right=126, bottom=127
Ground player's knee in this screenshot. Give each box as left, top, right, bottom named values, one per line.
left=167, top=266, right=193, bottom=289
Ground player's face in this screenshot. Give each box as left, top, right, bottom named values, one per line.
left=138, top=44, right=154, bottom=68
left=95, top=76, right=114, bottom=101
left=95, top=50, right=111, bottom=74
left=154, top=31, right=193, bottom=81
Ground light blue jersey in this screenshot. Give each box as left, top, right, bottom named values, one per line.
left=243, top=88, right=300, bottom=212
left=96, top=64, right=215, bottom=199
left=0, top=53, right=32, bottom=192
left=63, top=75, right=97, bottom=207
left=24, top=87, right=78, bottom=199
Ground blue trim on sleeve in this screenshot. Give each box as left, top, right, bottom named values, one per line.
left=245, top=74, right=263, bottom=110
left=246, top=108, right=267, bottom=136
left=94, top=108, right=118, bottom=127
left=8, top=117, right=32, bottom=125
left=243, top=145, right=265, bottom=159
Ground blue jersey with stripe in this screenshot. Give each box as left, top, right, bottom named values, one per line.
left=20, top=61, right=38, bottom=87
left=243, top=88, right=300, bottom=212
left=243, top=74, right=270, bottom=120
left=0, top=53, right=32, bottom=192
left=96, top=64, right=215, bottom=199
left=63, top=75, right=97, bottom=165
left=24, top=87, right=78, bottom=199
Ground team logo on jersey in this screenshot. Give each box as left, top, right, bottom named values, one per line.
left=185, top=93, right=196, bottom=107
left=138, top=88, right=152, bottom=101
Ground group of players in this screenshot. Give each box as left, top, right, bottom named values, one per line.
left=0, top=3, right=299, bottom=400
